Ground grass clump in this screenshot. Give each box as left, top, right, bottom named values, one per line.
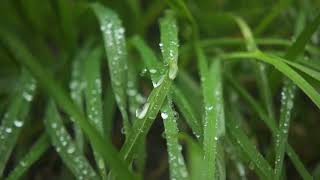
left=0, top=0, right=320, bottom=180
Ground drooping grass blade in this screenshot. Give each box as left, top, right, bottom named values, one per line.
left=91, top=3, right=130, bottom=136
left=6, top=133, right=50, bottom=180
left=0, top=28, right=135, bottom=180
left=0, top=70, right=36, bottom=176
left=232, top=15, right=274, bottom=119
left=44, top=101, right=98, bottom=179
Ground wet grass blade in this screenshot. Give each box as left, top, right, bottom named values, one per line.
left=6, top=133, right=50, bottom=180
left=226, top=75, right=312, bottom=179
left=162, top=99, right=189, bottom=180
left=44, top=101, right=98, bottom=179
left=274, top=12, right=320, bottom=180
left=0, top=70, right=36, bottom=176
left=226, top=114, right=273, bottom=179
left=220, top=50, right=320, bottom=110
left=202, top=59, right=224, bottom=180
left=0, top=29, right=135, bottom=180
left=232, top=15, right=274, bottom=119
left=91, top=3, right=130, bottom=136
left=83, top=47, right=107, bottom=178
left=131, top=36, right=202, bottom=139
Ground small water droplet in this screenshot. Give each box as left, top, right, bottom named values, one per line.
left=161, top=112, right=169, bottom=120
left=5, top=128, right=12, bottom=133
left=14, top=120, right=23, bottom=127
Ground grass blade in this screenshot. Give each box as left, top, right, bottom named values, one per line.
left=83, top=47, right=107, bottom=178
left=232, top=15, right=275, bottom=119
left=162, top=99, right=189, bottom=180
left=0, top=70, right=36, bottom=176
left=0, top=29, right=135, bottom=180
left=226, top=75, right=313, bottom=179
left=202, top=59, right=224, bottom=180
left=45, top=101, right=98, bottom=179
left=274, top=12, right=320, bottom=180
left=91, top=3, right=130, bottom=136
left=6, top=133, right=50, bottom=180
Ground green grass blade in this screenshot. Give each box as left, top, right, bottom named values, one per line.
left=120, top=9, right=180, bottom=162
left=0, top=70, right=36, bottom=176
left=6, top=133, right=50, bottom=180
left=91, top=3, right=130, bottom=136
left=226, top=115, right=273, bottom=179
left=103, top=84, right=115, bottom=138
left=232, top=15, right=274, bottom=119
left=226, top=75, right=313, bottom=179
left=162, top=99, right=189, bottom=180
left=83, top=47, right=107, bottom=179
left=284, top=60, right=320, bottom=82
left=159, top=10, right=179, bottom=80
left=179, top=133, right=204, bottom=180
left=131, top=36, right=202, bottom=139
left=172, top=86, right=202, bottom=140
left=45, top=101, right=98, bottom=179
left=0, top=29, right=135, bottom=180
left=275, top=12, right=320, bottom=180
left=220, top=51, right=320, bottom=110
left=202, top=59, right=224, bottom=180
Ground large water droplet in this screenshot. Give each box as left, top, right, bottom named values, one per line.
left=136, top=103, right=150, bottom=119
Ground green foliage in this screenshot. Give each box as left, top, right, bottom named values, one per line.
left=0, top=1, right=319, bottom=180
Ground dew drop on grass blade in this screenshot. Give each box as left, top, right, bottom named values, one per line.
left=274, top=12, right=320, bottom=180
left=6, top=133, right=50, bottom=180
left=0, top=28, right=135, bottom=180
left=91, top=3, right=130, bottom=136
left=131, top=36, right=202, bottom=140
left=83, top=47, right=108, bottom=179
left=202, top=59, right=224, bottom=180
left=70, top=42, right=92, bottom=152
left=44, top=101, right=98, bottom=180
left=162, top=99, right=189, bottom=180
left=0, top=70, right=36, bottom=176
left=232, top=15, right=274, bottom=120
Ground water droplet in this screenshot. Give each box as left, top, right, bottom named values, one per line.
left=136, top=103, right=150, bottom=119
left=149, top=69, right=157, bottom=74
left=161, top=112, right=169, bottom=120
left=14, top=120, right=23, bottom=127
left=67, top=145, right=75, bottom=154
left=169, top=63, right=178, bottom=80
left=5, top=128, right=12, bottom=133
left=152, top=76, right=165, bottom=88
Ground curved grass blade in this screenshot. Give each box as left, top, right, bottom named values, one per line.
left=83, top=47, right=107, bottom=179
left=0, top=70, right=36, bottom=176
left=232, top=15, right=274, bottom=119
left=45, top=101, right=98, bottom=179
left=0, top=29, right=135, bottom=180
left=161, top=99, right=189, bottom=180
left=284, top=60, right=320, bottom=82
left=220, top=50, right=320, bottom=110
left=6, top=133, right=50, bottom=180
left=226, top=75, right=312, bottom=179
left=91, top=3, right=130, bottom=136
left=275, top=12, right=320, bottom=180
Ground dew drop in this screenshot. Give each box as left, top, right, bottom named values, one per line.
left=161, top=112, right=169, bottom=120
left=136, top=103, right=150, bottom=119
left=14, top=120, right=23, bottom=127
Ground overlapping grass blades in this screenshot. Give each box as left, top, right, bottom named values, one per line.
left=6, top=133, right=49, bottom=180
left=91, top=3, right=130, bottom=136
left=45, top=101, right=98, bottom=179
left=0, top=28, right=135, bottom=180
left=0, top=70, right=36, bottom=176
